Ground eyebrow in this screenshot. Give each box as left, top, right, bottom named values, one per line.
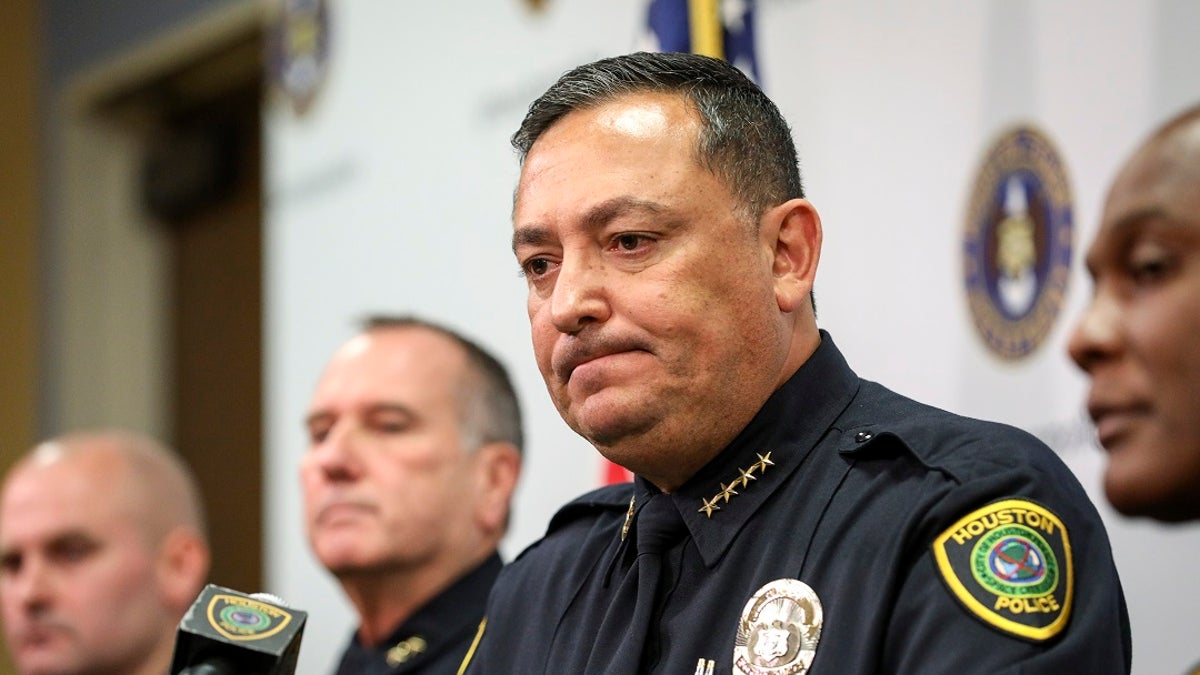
left=511, top=196, right=674, bottom=253
left=1086, top=206, right=1181, bottom=274
left=304, top=410, right=334, bottom=430
left=1108, top=206, right=1169, bottom=235
left=0, top=529, right=96, bottom=560
left=304, top=403, right=415, bottom=430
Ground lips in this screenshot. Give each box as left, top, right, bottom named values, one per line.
left=551, top=334, right=650, bottom=382
left=316, top=499, right=375, bottom=525
left=15, top=618, right=70, bottom=647
left=1087, top=399, right=1151, bottom=450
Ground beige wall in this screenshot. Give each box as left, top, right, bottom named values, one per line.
left=0, top=0, right=40, bottom=466
left=0, top=4, right=38, bottom=672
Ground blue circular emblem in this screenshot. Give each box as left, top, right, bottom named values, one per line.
left=988, top=535, right=1046, bottom=585
left=963, top=126, right=1073, bottom=360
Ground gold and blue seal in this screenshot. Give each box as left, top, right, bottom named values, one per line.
left=963, top=125, right=1073, bottom=360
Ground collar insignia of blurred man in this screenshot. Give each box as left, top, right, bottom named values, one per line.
left=931, top=498, right=1072, bottom=641
left=385, top=635, right=427, bottom=667
left=733, top=578, right=823, bottom=675
left=963, top=125, right=1074, bottom=361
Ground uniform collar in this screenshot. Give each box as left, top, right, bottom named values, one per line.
left=340, top=552, right=502, bottom=671
left=645, top=331, right=859, bottom=567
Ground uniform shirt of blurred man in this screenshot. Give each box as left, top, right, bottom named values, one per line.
left=0, top=431, right=211, bottom=675
left=302, top=316, right=522, bottom=675
left=1070, top=104, right=1200, bottom=522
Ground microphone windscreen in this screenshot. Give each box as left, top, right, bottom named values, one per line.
left=171, top=584, right=307, bottom=675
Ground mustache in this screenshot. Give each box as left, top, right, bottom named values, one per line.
left=15, top=613, right=73, bottom=642
left=550, top=333, right=652, bottom=381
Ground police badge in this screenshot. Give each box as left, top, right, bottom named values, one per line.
left=733, top=579, right=823, bottom=675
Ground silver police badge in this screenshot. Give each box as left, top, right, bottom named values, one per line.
left=733, top=579, right=822, bottom=675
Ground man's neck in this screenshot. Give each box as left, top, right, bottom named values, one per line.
left=122, top=633, right=177, bottom=675
left=341, top=548, right=492, bottom=646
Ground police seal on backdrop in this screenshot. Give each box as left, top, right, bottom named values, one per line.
left=963, top=125, right=1073, bottom=360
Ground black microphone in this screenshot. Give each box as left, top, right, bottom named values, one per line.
left=171, top=584, right=307, bottom=675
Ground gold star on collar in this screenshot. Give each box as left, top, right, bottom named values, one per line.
left=719, top=481, right=739, bottom=503
left=698, top=450, right=776, bottom=518
left=755, top=452, right=775, bottom=472
left=386, top=636, right=427, bottom=666
left=699, top=495, right=723, bottom=518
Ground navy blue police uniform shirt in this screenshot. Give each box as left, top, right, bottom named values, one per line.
left=464, top=333, right=1131, bottom=674
left=335, top=553, right=500, bottom=675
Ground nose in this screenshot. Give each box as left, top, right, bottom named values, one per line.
left=548, top=254, right=610, bottom=334
left=308, top=423, right=364, bottom=483
left=1068, top=289, right=1122, bottom=373
left=10, top=556, right=52, bottom=611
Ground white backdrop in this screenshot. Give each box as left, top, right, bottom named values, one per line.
left=264, top=2, right=1200, bottom=673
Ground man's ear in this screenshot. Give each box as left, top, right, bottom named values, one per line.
left=761, top=198, right=822, bottom=313
left=472, top=443, right=522, bottom=535
left=157, top=527, right=211, bottom=613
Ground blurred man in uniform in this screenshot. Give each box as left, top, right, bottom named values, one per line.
left=0, top=430, right=211, bottom=675
left=302, top=316, right=523, bottom=674
left=1069, top=104, right=1200, bottom=523
left=465, top=52, right=1130, bottom=674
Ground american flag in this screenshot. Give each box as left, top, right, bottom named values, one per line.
left=641, top=0, right=760, bottom=83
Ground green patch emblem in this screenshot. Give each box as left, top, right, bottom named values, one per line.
left=932, top=498, right=1073, bottom=641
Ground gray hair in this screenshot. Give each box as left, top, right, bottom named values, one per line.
left=512, top=51, right=804, bottom=223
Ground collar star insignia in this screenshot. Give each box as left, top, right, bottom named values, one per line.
left=386, top=635, right=427, bottom=666
left=699, top=495, right=723, bottom=518
left=719, top=481, right=739, bottom=503
left=621, top=495, right=636, bottom=541
left=699, top=450, right=776, bottom=518
left=755, top=451, right=775, bottom=472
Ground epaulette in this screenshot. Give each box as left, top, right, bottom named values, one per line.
left=835, top=380, right=1051, bottom=482
left=545, top=482, right=635, bottom=536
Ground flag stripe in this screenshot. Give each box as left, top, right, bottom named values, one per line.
left=687, top=0, right=724, bottom=59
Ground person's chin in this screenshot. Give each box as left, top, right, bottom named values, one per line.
left=317, top=538, right=383, bottom=571
left=1103, top=448, right=1195, bottom=521
left=569, top=397, right=658, bottom=448
left=17, top=645, right=79, bottom=675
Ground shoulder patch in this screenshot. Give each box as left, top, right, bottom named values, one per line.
left=931, top=498, right=1073, bottom=641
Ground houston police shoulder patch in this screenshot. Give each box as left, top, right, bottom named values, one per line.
left=963, top=125, right=1073, bottom=360
left=932, top=498, right=1073, bottom=641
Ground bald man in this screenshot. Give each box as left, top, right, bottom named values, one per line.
left=1070, top=104, right=1200, bottom=522
left=0, top=431, right=211, bottom=675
